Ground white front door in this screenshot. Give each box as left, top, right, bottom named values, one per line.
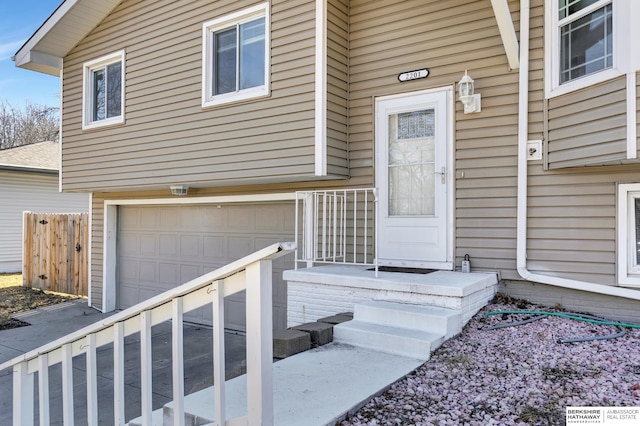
left=375, top=89, right=452, bottom=269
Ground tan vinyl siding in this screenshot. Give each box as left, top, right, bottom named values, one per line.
left=62, top=0, right=319, bottom=192
left=350, top=0, right=522, bottom=275
left=547, top=76, right=627, bottom=169
left=82, top=0, right=640, bottom=303
left=514, top=2, right=639, bottom=286
left=326, top=0, right=349, bottom=177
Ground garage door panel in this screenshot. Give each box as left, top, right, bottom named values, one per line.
left=118, top=232, right=139, bottom=257
left=228, top=207, right=252, bottom=231
left=160, top=208, right=180, bottom=229
left=117, top=203, right=294, bottom=331
left=139, top=208, right=160, bottom=229
left=228, top=236, right=253, bottom=255
left=119, top=285, right=139, bottom=309
left=204, top=207, right=227, bottom=228
left=203, top=236, right=226, bottom=262
left=225, top=293, right=246, bottom=326
left=180, top=235, right=202, bottom=258
left=155, top=234, right=176, bottom=258
left=139, top=261, right=157, bottom=283
left=158, top=263, right=178, bottom=285
left=180, top=264, right=203, bottom=284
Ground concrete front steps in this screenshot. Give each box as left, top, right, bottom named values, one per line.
left=284, top=265, right=499, bottom=327
left=333, top=300, right=461, bottom=360
left=129, top=269, right=499, bottom=425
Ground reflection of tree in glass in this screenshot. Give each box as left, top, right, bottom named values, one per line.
left=106, top=62, right=122, bottom=118
left=92, top=62, right=121, bottom=121
left=92, top=69, right=105, bottom=121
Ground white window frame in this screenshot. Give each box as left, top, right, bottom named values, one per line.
left=617, top=183, right=640, bottom=287
left=545, top=0, right=637, bottom=98
left=82, top=50, right=125, bottom=130
left=201, top=3, right=270, bottom=108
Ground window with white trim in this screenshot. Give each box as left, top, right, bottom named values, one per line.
left=617, top=183, right=640, bottom=287
left=202, top=3, right=270, bottom=107
left=558, top=0, right=612, bottom=84
left=545, top=0, right=633, bottom=97
left=82, top=51, right=125, bottom=129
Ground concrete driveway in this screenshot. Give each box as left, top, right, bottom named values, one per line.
left=0, top=299, right=246, bottom=425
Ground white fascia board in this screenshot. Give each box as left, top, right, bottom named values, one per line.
left=490, top=0, right=520, bottom=70
left=14, top=51, right=63, bottom=76
left=13, top=0, right=79, bottom=74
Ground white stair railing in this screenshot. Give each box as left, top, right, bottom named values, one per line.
left=294, top=188, right=378, bottom=271
left=0, top=241, right=295, bottom=426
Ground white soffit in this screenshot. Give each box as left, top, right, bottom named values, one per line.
left=490, top=0, right=520, bottom=70
left=13, top=0, right=122, bottom=76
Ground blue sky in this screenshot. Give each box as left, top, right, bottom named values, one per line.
left=0, top=1, right=63, bottom=108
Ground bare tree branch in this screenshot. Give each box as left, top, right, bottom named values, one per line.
left=0, top=100, right=59, bottom=150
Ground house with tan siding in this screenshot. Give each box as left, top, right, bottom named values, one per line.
left=13, top=0, right=640, bottom=330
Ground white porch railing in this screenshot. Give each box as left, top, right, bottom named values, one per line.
left=0, top=242, right=295, bottom=426
left=294, top=188, right=378, bottom=271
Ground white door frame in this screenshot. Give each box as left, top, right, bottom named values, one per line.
left=101, top=193, right=296, bottom=312
left=375, top=87, right=455, bottom=270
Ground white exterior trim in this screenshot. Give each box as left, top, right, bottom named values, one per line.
left=617, top=183, right=640, bottom=287
left=100, top=192, right=296, bottom=312
left=201, top=2, right=271, bottom=108
left=627, top=72, right=637, bottom=159
left=58, top=67, right=63, bottom=193
left=12, top=0, right=77, bottom=71
left=373, top=86, right=455, bottom=270
left=82, top=50, right=126, bottom=130
left=87, top=193, right=93, bottom=307
left=314, top=0, right=328, bottom=176
left=544, top=0, right=635, bottom=99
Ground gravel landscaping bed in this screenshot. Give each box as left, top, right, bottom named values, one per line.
left=340, top=294, right=640, bottom=425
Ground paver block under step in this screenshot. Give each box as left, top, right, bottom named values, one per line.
left=333, top=319, right=444, bottom=360
left=273, top=329, right=311, bottom=358
left=317, top=312, right=353, bottom=325
left=355, top=300, right=461, bottom=339
left=292, top=321, right=333, bottom=346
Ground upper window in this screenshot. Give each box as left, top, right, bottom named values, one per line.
left=545, top=0, right=628, bottom=97
left=202, top=3, right=270, bottom=107
left=82, top=51, right=125, bottom=130
left=558, top=0, right=612, bottom=84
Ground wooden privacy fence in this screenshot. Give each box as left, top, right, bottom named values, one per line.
left=23, top=212, right=88, bottom=296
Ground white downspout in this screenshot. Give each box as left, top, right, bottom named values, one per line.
left=516, top=0, right=640, bottom=301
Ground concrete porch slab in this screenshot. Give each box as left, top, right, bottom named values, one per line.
left=285, top=265, right=498, bottom=327
left=284, top=265, right=497, bottom=297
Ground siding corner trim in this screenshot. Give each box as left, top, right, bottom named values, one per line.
left=314, top=0, right=328, bottom=176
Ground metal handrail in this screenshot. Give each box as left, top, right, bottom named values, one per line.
left=295, top=188, right=378, bottom=273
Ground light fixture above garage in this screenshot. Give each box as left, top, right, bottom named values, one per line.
left=458, top=70, right=481, bottom=114
left=169, top=185, right=189, bottom=196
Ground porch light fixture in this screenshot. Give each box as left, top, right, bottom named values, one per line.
left=458, top=70, right=481, bottom=114
left=170, top=185, right=189, bottom=196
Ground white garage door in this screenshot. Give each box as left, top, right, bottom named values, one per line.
left=117, top=202, right=294, bottom=331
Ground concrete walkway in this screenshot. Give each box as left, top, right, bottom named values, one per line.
left=0, top=300, right=247, bottom=425
left=154, top=343, right=424, bottom=426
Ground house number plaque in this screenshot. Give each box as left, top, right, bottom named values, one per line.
left=398, top=68, right=429, bottom=82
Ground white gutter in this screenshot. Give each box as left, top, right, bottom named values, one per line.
left=515, top=0, right=640, bottom=301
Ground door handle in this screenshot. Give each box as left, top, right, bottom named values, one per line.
left=434, top=166, right=446, bottom=184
